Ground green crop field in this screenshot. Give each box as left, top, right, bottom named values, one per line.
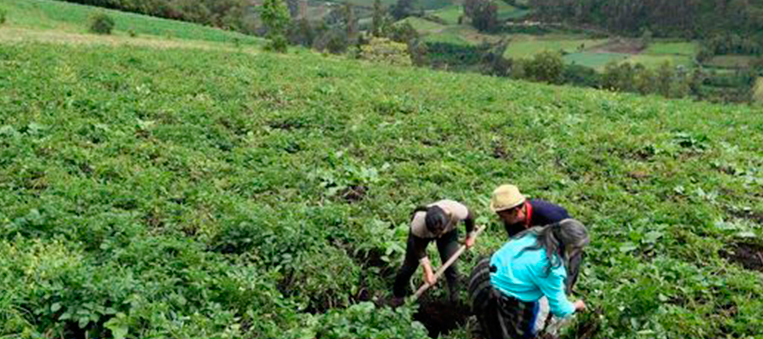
left=326, top=0, right=450, bottom=10
left=397, top=16, right=446, bottom=34
left=2, top=1, right=763, bottom=339
left=754, top=77, right=763, bottom=103
left=423, top=30, right=473, bottom=46
left=496, top=2, right=531, bottom=20
left=323, top=0, right=396, bottom=8
left=644, top=41, right=699, bottom=56
left=705, top=55, right=758, bottom=69
left=424, top=25, right=498, bottom=46
left=430, top=5, right=463, bottom=25
left=623, top=54, right=695, bottom=68
left=419, top=0, right=454, bottom=10
left=504, top=38, right=609, bottom=59
left=563, top=52, right=630, bottom=70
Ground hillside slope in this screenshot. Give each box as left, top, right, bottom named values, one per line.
left=0, top=0, right=262, bottom=45
left=1, top=2, right=763, bottom=338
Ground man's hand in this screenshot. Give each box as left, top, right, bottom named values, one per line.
left=421, top=258, right=436, bottom=285
left=573, top=300, right=586, bottom=311
left=465, top=235, right=475, bottom=249
left=424, top=270, right=436, bottom=285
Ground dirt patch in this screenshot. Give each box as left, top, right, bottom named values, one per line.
left=568, top=314, right=601, bottom=339
left=716, top=302, right=739, bottom=334
left=142, top=210, right=165, bottom=228
left=414, top=296, right=471, bottom=338
left=728, top=209, right=763, bottom=225
left=593, top=39, right=644, bottom=54
left=268, top=119, right=303, bottom=131
left=540, top=307, right=602, bottom=339
left=0, top=27, right=261, bottom=54
left=339, top=185, right=367, bottom=203
left=627, top=170, right=650, bottom=180
left=357, top=247, right=391, bottom=271
left=720, top=241, right=763, bottom=271
left=421, top=139, right=438, bottom=147
left=492, top=144, right=511, bottom=160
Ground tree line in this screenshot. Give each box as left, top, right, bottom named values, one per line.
left=58, top=0, right=258, bottom=33
left=524, top=0, right=763, bottom=42
left=482, top=49, right=761, bottom=104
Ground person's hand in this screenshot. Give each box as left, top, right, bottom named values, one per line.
left=420, top=258, right=436, bottom=285
left=423, top=270, right=436, bottom=285
left=573, top=300, right=586, bottom=311
left=465, top=236, right=475, bottom=249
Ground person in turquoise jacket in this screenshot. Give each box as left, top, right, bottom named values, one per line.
left=468, top=219, right=589, bottom=339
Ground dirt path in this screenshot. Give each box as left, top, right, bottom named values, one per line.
left=591, top=38, right=644, bottom=54
left=0, top=26, right=260, bottom=54
left=721, top=241, right=763, bottom=271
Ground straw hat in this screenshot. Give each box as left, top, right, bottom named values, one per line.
left=489, top=184, right=526, bottom=212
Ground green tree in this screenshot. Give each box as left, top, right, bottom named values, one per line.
left=655, top=62, right=674, bottom=96
left=261, top=0, right=291, bottom=52
left=525, top=51, right=564, bottom=84
left=640, top=27, right=653, bottom=49
left=688, top=68, right=705, bottom=97
left=372, top=0, right=385, bottom=37
left=388, top=22, right=419, bottom=44
left=728, top=0, right=751, bottom=30
left=563, top=64, right=600, bottom=87
left=601, top=61, right=636, bottom=92
left=464, top=0, right=498, bottom=32
left=288, top=18, right=316, bottom=47
left=391, top=0, right=414, bottom=20
left=633, top=64, right=657, bottom=94
left=285, top=0, right=300, bottom=18
left=344, top=3, right=358, bottom=44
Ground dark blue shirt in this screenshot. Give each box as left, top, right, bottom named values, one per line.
left=504, top=199, right=570, bottom=237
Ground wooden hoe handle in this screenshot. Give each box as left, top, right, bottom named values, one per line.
left=410, top=225, right=486, bottom=302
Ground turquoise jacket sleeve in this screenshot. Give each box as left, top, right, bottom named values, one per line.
left=536, top=264, right=576, bottom=318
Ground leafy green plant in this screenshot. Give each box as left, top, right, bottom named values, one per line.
left=360, top=38, right=413, bottom=66
left=261, top=0, right=290, bottom=53
left=1, top=24, right=763, bottom=338
left=312, top=302, right=428, bottom=339
left=311, top=152, right=386, bottom=200
left=672, top=132, right=709, bottom=152
left=88, top=12, right=115, bottom=35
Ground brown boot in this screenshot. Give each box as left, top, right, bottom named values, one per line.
left=389, top=296, right=405, bottom=308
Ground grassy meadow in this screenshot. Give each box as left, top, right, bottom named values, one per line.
left=0, top=0, right=261, bottom=45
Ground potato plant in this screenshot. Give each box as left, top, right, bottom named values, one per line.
left=0, top=37, right=761, bottom=339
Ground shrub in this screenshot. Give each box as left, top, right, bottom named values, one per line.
left=360, top=38, right=412, bottom=66
left=284, top=246, right=361, bottom=312
left=563, top=64, right=601, bottom=88
left=314, top=302, right=429, bottom=339
left=265, top=34, right=288, bottom=53
left=89, top=12, right=115, bottom=35
left=464, top=0, right=498, bottom=32
left=127, top=28, right=137, bottom=37
left=524, top=50, right=564, bottom=84
left=261, top=0, right=290, bottom=53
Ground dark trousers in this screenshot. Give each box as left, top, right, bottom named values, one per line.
left=470, top=257, right=538, bottom=339
left=392, top=229, right=460, bottom=299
